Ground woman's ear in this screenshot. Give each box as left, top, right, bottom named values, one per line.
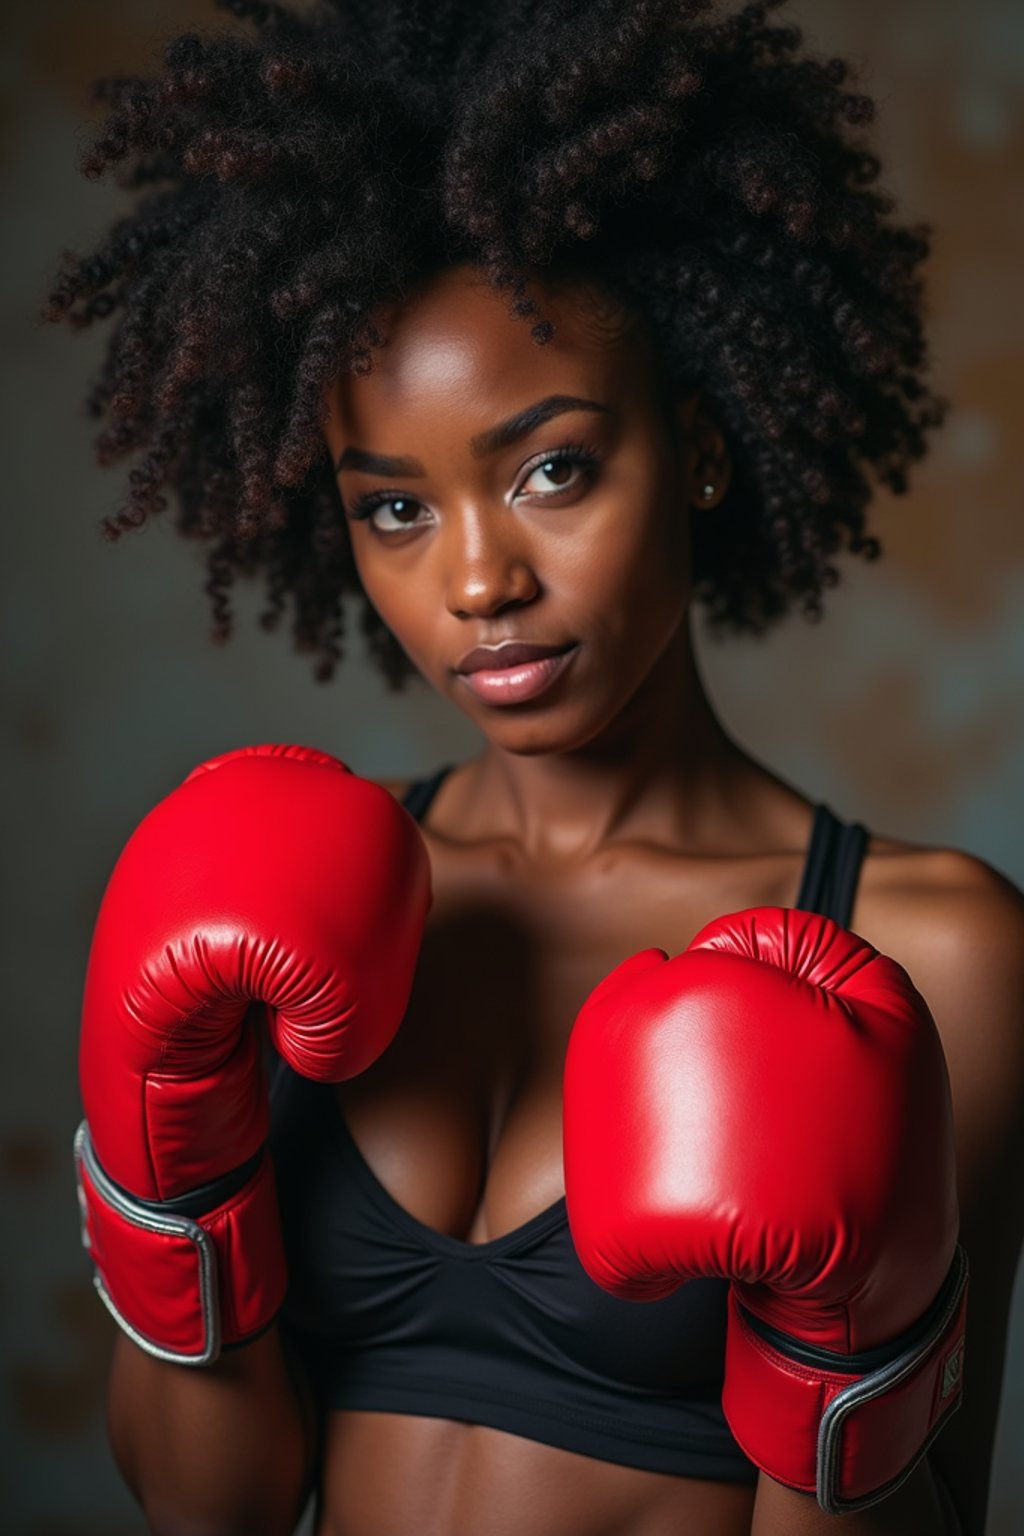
left=671, top=390, right=732, bottom=510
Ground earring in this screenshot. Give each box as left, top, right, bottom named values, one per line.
left=701, top=483, right=716, bottom=500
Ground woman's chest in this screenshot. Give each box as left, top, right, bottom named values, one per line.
left=334, top=836, right=803, bottom=1245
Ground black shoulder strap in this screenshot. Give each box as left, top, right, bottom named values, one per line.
left=401, top=765, right=455, bottom=822
left=793, top=803, right=869, bottom=928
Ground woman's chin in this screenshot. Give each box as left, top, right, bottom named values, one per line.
left=463, top=696, right=641, bottom=760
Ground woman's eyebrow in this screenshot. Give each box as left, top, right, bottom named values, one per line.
left=335, top=445, right=424, bottom=477
left=469, top=393, right=612, bottom=459
left=335, top=394, right=612, bottom=477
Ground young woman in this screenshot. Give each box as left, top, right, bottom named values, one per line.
left=48, top=3, right=1023, bottom=1534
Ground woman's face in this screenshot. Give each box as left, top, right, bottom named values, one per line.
left=322, top=262, right=719, bottom=756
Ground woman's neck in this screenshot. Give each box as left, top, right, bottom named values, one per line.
left=452, top=622, right=761, bottom=867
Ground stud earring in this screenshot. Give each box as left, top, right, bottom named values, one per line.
left=701, top=483, right=716, bottom=500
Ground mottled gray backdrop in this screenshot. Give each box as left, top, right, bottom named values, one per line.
left=2, top=1, right=1022, bottom=1532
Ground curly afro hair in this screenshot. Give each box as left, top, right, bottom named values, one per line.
left=42, top=0, right=948, bottom=688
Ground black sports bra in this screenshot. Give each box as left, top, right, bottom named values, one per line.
left=268, top=769, right=868, bottom=1481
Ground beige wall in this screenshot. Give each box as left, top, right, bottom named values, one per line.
left=2, top=2, right=1021, bottom=1530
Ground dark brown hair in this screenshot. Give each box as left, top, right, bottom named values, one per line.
left=42, top=0, right=947, bottom=686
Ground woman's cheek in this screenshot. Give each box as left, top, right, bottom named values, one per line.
left=352, top=545, right=415, bottom=632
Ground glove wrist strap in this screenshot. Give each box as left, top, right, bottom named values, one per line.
left=723, top=1245, right=968, bottom=1514
left=73, top=1119, right=287, bottom=1366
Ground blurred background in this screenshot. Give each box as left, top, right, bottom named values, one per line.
left=1, top=1, right=1022, bottom=1531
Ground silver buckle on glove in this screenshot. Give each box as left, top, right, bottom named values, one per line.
left=816, top=1243, right=969, bottom=1514
left=73, top=1119, right=221, bottom=1366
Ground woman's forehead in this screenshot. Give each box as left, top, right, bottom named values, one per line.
left=326, top=262, right=656, bottom=437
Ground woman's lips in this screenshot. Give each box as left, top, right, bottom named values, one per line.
left=456, top=643, right=580, bottom=705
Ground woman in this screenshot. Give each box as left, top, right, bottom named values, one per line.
left=47, top=2, right=1023, bottom=1534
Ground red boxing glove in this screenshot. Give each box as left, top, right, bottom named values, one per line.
left=563, top=906, right=966, bottom=1514
left=74, top=743, right=431, bottom=1365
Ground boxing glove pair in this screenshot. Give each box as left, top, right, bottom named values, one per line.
left=75, top=747, right=964, bottom=1514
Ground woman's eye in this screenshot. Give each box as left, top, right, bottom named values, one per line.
left=518, top=447, right=599, bottom=498
left=347, top=495, right=426, bottom=534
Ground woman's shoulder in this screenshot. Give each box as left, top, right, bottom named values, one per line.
left=854, top=827, right=1023, bottom=1046
left=855, top=828, right=1024, bottom=1198
left=854, top=825, right=1023, bottom=984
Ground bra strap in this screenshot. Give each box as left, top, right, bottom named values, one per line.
left=401, top=765, right=455, bottom=822
left=793, top=803, right=869, bottom=928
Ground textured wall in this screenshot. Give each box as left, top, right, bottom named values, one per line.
left=2, top=2, right=1021, bottom=1531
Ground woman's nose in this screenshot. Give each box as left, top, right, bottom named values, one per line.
left=444, top=509, right=540, bottom=618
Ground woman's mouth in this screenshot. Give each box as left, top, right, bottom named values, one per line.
left=455, top=643, right=580, bottom=705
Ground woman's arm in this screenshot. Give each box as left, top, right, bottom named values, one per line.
left=749, top=1449, right=957, bottom=1536
left=751, top=1455, right=956, bottom=1535
left=107, top=1322, right=319, bottom=1536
